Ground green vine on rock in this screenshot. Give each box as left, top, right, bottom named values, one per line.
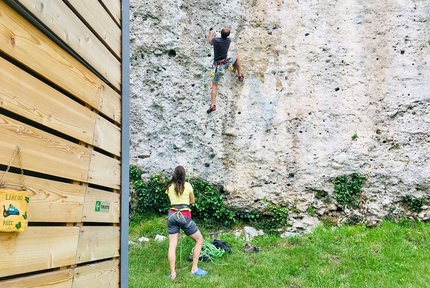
left=333, top=173, right=366, bottom=209
left=259, top=198, right=289, bottom=232
left=189, top=178, right=236, bottom=226
left=130, top=166, right=295, bottom=231
left=129, top=166, right=258, bottom=227
left=403, top=195, right=426, bottom=213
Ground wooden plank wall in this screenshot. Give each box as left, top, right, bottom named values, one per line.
left=0, top=1, right=123, bottom=287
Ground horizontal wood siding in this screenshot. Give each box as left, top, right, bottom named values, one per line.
left=0, top=0, right=123, bottom=285
left=72, top=260, right=120, bottom=287
left=94, top=115, right=121, bottom=157
left=0, top=227, right=80, bottom=277
left=0, top=114, right=92, bottom=183
left=67, top=0, right=121, bottom=59
left=0, top=55, right=121, bottom=157
left=0, top=269, right=74, bottom=288
left=0, top=115, right=120, bottom=189
left=76, top=226, right=120, bottom=263
left=100, top=0, right=122, bottom=27
left=0, top=56, right=96, bottom=146
left=0, top=2, right=121, bottom=125
left=0, top=260, right=120, bottom=287
left=18, top=0, right=121, bottom=89
left=82, top=188, right=120, bottom=223
left=88, top=151, right=121, bottom=189
left=3, top=172, right=85, bottom=223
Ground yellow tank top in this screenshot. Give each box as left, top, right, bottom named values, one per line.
left=166, top=182, right=193, bottom=205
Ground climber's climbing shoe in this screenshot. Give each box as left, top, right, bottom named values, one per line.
left=206, top=105, right=216, bottom=114
left=237, top=74, right=244, bottom=82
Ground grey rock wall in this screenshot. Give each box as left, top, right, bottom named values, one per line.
left=129, top=0, right=430, bottom=225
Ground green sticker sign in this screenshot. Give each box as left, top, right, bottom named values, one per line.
left=95, top=201, right=110, bottom=213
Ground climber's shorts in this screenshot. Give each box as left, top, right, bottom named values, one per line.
left=167, top=211, right=199, bottom=235
left=212, top=55, right=237, bottom=83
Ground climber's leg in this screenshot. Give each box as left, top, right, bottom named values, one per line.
left=207, top=81, right=218, bottom=113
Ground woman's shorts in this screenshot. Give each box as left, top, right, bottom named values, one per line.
left=167, top=211, right=199, bottom=236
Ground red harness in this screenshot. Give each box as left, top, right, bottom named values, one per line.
left=214, top=58, right=230, bottom=66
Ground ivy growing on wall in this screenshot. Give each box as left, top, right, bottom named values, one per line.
left=333, top=173, right=366, bottom=209
left=402, top=195, right=426, bottom=213
left=129, top=165, right=290, bottom=232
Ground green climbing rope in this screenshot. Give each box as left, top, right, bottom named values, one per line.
left=201, top=241, right=225, bottom=260
left=188, top=42, right=210, bottom=180
left=190, top=240, right=225, bottom=263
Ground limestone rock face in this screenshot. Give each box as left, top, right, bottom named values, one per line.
left=129, top=0, right=430, bottom=222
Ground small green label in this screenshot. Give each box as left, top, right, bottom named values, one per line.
left=95, top=201, right=101, bottom=212
left=95, top=201, right=110, bottom=213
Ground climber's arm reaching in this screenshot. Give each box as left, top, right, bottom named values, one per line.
left=208, top=28, right=215, bottom=44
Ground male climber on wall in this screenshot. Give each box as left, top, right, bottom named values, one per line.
left=207, top=27, right=244, bottom=114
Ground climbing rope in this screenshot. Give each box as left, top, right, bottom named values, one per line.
left=187, top=41, right=210, bottom=180
left=201, top=241, right=225, bottom=260
left=189, top=240, right=225, bottom=263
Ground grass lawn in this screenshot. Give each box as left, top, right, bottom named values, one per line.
left=128, top=217, right=430, bottom=288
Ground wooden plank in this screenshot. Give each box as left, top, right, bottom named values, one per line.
left=0, top=57, right=119, bottom=155
left=72, top=259, right=119, bottom=288
left=0, top=2, right=121, bottom=124
left=98, top=87, right=121, bottom=124
left=0, top=114, right=91, bottom=183
left=93, top=115, right=121, bottom=157
left=18, top=0, right=121, bottom=89
left=82, top=188, right=120, bottom=223
left=0, top=269, right=73, bottom=288
left=99, top=0, right=121, bottom=27
left=67, top=0, right=121, bottom=59
left=0, top=56, right=96, bottom=145
left=88, top=151, right=120, bottom=190
left=0, top=227, right=80, bottom=277
left=76, top=226, right=120, bottom=263
left=3, top=172, right=85, bottom=223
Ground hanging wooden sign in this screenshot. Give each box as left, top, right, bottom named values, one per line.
left=0, top=189, right=30, bottom=232
left=0, top=146, right=30, bottom=233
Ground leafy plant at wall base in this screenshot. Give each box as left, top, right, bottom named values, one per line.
left=235, top=210, right=261, bottom=222
left=307, top=205, right=316, bottom=216
left=403, top=196, right=426, bottom=213
left=189, top=178, right=236, bottom=226
left=333, top=173, right=365, bottom=209
left=344, top=214, right=363, bottom=225
left=130, top=166, right=170, bottom=215
left=130, top=166, right=288, bottom=229
left=260, top=203, right=289, bottom=232
left=129, top=165, right=142, bottom=182
left=351, top=133, right=358, bottom=140
left=323, top=197, right=332, bottom=204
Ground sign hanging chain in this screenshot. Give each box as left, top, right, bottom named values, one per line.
left=1, top=145, right=26, bottom=191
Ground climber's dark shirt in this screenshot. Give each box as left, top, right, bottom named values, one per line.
left=211, top=37, right=231, bottom=61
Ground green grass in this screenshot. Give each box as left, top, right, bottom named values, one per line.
left=128, top=217, right=430, bottom=288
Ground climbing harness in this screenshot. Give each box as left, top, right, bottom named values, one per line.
left=210, top=58, right=234, bottom=77
left=214, top=58, right=230, bottom=66
left=167, top=209, right=187, bottom=222
left=168, top=204, right=191, bottom=221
